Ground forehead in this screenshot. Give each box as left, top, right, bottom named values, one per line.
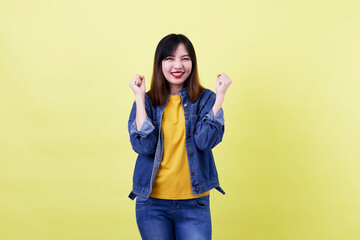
left=172, top=43, right=189, bottom=55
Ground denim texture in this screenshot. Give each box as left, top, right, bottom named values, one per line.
left=128, top=88, right=225, bottom=200
left=136, top=195, right=212, bottom=240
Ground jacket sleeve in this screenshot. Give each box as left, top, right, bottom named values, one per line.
left=194, top=92, right=225, bottom=151
left=128, top=98, right=158, bottom=156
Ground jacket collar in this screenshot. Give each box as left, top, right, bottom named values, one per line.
left=178, top=87, right=188, bottom=99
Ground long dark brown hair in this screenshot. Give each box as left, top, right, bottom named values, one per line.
left=147, top=34, right=204, bottom=106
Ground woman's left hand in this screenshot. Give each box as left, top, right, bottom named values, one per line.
left=212, top=73, right=232, bottom=116
left=216, top=73, right=232, bottom=98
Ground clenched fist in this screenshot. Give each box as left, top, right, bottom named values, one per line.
left=129, top=74, right=146, bottom=97
left=216, top=73, right=232, bottom=97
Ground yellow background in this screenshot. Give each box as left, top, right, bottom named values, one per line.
left=1, top=0, right=360, bottom=239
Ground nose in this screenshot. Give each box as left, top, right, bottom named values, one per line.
left=174, top=58, right=183, bottom=69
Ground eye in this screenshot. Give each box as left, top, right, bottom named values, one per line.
left=182, top=57, right=191, bottom=61
left=165, top=57, right=174, bottom=61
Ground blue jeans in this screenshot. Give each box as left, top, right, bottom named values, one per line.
left=136, top=195, right=212, bottom=240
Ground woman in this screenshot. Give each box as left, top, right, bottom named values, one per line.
left=128, top=33, right=232, bottom=240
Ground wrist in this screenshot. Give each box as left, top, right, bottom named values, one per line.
left=216, top=92, right=225, bottom=99
left=135, top=93, right=145, bottom=100
left=215, top=94, right=225, bottom=104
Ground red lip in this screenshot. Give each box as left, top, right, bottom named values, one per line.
left=171, top=72, right=184, bottom=78
left=172, top=74, right=184, bottom=78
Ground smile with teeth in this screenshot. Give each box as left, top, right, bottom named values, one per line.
left=171, top=72, right=185, bottom=78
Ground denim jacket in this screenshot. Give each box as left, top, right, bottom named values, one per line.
left=128, top=88, right=225, bottom=200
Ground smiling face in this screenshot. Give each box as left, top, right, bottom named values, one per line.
left=162, top=43, right=192, bottom=94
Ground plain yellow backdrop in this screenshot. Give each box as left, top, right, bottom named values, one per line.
left=1, top=0, right=360, bottom=239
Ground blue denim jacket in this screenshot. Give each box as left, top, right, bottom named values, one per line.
left=128, top=88, right=225, bottom=200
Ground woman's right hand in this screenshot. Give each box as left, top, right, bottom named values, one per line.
left=129, top=74, right=146, bottom=96
left=129, top=74, right=147, bottom=131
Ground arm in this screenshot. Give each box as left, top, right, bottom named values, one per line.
left=194, top=94, right=225, bottom=151
left=128, top=74, right=157, bottom=156
left=134, top=94, right=147, bottom=131
left=129, top=74, right=147, bottom=130
left=212, top=73, right=232, bottom=116
left=194, top=73, right=232, bottom=151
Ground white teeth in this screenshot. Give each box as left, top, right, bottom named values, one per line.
left=172, top=72, right=183, bottom=76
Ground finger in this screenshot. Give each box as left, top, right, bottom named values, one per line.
left=133, top=74, right=139, bottom=83
left=130, top=82, right=137, bottom=88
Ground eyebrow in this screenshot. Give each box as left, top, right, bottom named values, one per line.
left=167, top=54, right=190, bottom=57
left=181, top=55, right=190, bottom=57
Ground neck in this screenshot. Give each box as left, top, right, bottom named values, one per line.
left=169, top=85, right=184, bottom=95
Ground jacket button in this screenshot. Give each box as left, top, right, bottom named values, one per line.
left=195, top=189, right=199, bottom=193
left=191, top=171, right=195, bottom=175
left=183, top=103, right=188, bottom=107
left=188, top=152, right=193, bottom=157
left=185, top=116, right=189, bottom=120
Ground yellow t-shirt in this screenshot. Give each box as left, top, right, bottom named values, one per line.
left=150, top=95, right=210, bottom=199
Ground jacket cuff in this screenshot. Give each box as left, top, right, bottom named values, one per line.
left=203, top=108, right=224, bottom=129
left=130, top=116, right=155, bottom=137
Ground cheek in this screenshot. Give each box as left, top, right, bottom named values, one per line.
left=163, top=62, right=172, bottom=71
left=161, top=63, right=168, bottom=75
left=187, top=63, right=192, bottom=74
